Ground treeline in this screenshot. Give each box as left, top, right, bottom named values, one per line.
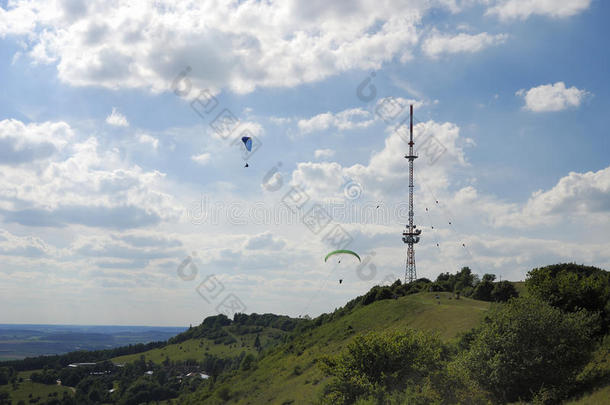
left=169, top=312, right=305, bottom=345
left=319, top=263, right=610, bottom=404
left=0, top=341, right=166, bottom=372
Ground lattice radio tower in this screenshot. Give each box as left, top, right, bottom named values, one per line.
left=402, top=105, right=421, bottom=284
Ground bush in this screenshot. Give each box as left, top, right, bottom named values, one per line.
left=217, top=387, right=231, bottom=401
left=458, top=296, right=599, bottom=403
left=471, top=280, right=494, bottom=301
left=491, top=280, right=518, bottom=302
left=319, top=329, right=446, bottom=404
left=526, top=263, right=610, bottom=332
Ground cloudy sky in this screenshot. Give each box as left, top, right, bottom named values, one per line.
left=0, top=0, right=608, bottom=326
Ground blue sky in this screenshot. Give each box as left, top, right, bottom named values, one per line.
left=0, top=0, right=608, bottom=326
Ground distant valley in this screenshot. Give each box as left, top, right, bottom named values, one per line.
left=0, top=324, right=186, bottom=361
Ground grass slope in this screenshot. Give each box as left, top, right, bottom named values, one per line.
left=112, top=325, right=285, bottom=364
left=183, top=292, right=492, bottom=404
left=0, top=371, right=73, bottom=404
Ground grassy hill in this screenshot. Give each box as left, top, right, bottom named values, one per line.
left=111, top=326, right=285, bottom=364
left=178, top=292, right=492, bottom=404
left=3, top=273, right=608, bottom=404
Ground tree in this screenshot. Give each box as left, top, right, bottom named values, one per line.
left=458, top=296, right=599, bottom=403
left=254, top=334, right=261, bottom=352
left=319, top=329, right=446, bottom=404
left=472, top=275, right=496, bottom=301
left=491, top=280, right=518, bottom=302
left=526, top=263, right=610, bottom=332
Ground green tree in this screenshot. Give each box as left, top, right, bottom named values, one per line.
left=491, top=280, right=518, bottom=302
left=458, top=296, right=599, bottom=403
left=472, top=274, right=496, bottom=301
left=319, top=329, right=446, bottom=404
left=526, top=263, right=610, bottom=331
left=454, top=267, right=475, bottom=292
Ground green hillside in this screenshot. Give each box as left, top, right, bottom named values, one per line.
left=179, top=292, right=492, bottom=404
left=2, top=265, right=608, bottom=404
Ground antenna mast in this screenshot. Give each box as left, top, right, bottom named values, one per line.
left=402, top=105, right=421, bottom=283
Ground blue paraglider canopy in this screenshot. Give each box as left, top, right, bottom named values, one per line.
left=241, top=136, right=252, bottom=151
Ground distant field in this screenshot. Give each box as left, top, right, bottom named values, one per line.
left=0, top=324, right=186, bottom=361
left=0, top=378, right=73, bottom=404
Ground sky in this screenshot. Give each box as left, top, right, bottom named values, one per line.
left=0, top=0, right=608, bottom=326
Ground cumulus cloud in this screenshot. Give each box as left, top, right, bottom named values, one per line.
left=0, top=229, right=55, bottom=258
left=0, top=119, right=74, bottom=165
left=138, top=134, right=159, bottom=149
left=487, top=0, right=591, bottom=20
left=243, top=232, right=286, bottom=250
left=517, top=82, right=588, bottom=112
left=314, top=149, right=335, bottom=159
left=105, top=107, right=129, bottom=127
left=298, top=108, right=374, bottom=134
left=291, top=119, right=471, bottom=200
left=0, top=119, right=179, bottom=229
left=0, top=0, right=433, bottom=93
left=494, top=166, right=610, bottom=228
left=423, top=32, right=507, bottom=58
left=191, top=152, right=211, bottom=165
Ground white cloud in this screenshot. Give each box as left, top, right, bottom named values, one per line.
left=105, top=107, right=129, bottom=127
left=487, top=0, right=591, bottom=20
left=291, top=119, right=471, bottom=200
left=298, top=108, right=374, bottom=134
left=191, top=152, right=211, bottom=165
left=0, top=119, right=179, bottom=229
left=0, top=229, right=56, bottom=258
left=0, top=0, right=436, bottom=93
left=138, top=134, right=159, bottom=149
left=423, top=32, right=507, bottom=58
left=0, top=119, right=74, bottom=165
left=243, top=232, right=286, bottom=250
left=517, top=82, right=588, bottom=112
left=314, top=149, right=335, bottom=159
left=493, top=166, right=610, bottom=228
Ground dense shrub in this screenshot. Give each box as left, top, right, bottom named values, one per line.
left=491, top=280, right=518, bottom=302
left=526, top=263, right=610, bottom=331
left=458, top=296, right=599, bottom=403
left=319, top=329, right=446, bottom=404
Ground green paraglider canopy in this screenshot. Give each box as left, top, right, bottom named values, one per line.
left=324, top=249, right=361, bottom=263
